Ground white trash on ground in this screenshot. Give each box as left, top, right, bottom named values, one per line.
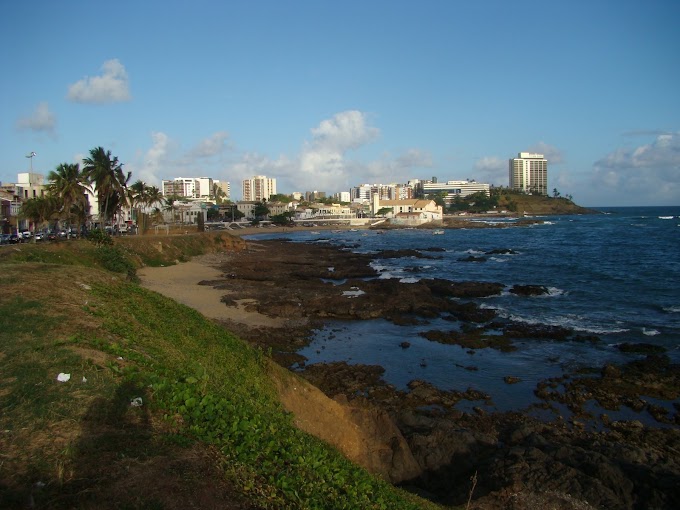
left=56, top=373, right=71, bottom=382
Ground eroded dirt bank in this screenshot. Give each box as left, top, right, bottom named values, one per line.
left=141, top=238, right=680, bottom=510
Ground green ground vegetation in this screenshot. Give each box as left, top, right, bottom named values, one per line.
left=0, top=234, right=443, bottom=509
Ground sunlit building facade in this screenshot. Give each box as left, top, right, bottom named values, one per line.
left=509, top=152, right=548, bottom=195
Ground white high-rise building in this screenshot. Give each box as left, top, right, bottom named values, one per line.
left=242, top=175, right=276, bottom=201
left=509, top=152, right=548, bottom=195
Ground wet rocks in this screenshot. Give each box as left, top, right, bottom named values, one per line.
left=509, top=284, right=550, bottom=296
left=419, top=329, right=516, bottom=352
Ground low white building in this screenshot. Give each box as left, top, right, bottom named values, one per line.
left=372, top=195, right=443, bottom=225
left=422, top=179, right=490, bottom=204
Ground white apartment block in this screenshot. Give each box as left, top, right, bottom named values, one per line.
left=195, top=177, right=213, bottom=200
left=509, top=152, right=548, bottom=195
left=162, top=177, right=198, bottom=198
left=335, top=191, right=351, bottom=203
left=422, top=180, right=490, bottom=204
left=242, top=175, right=276, bottom=201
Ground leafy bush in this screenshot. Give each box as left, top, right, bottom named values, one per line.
left=87, top=228, right=113, bottom=247
left=95, top=245, right=138, bottom=281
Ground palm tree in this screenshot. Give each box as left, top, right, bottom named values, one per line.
left=82, top=147, right=130, bottom=227
left=47, top=162, right=89, bottom=232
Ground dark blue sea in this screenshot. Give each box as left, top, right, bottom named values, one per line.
left=246, top=207, right=680, bottom=421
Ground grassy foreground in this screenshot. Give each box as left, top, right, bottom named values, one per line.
left=0, top=234, right=443, bottom=509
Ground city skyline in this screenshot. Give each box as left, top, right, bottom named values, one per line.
left=1, top=1, right=678, bottom=207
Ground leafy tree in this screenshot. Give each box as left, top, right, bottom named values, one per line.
left=47, top=162, right=90, bottom=231
left=448, top=195, right=468, bottom=212
left=20, top=196, right=58, bottom=241
left=426, top=192, right=447, bottom=208
left=206, top=206, right=221, bottom=221
left=270, top=211, right=294, bottom=225
left=212, top=183, right=228, bottom=204
left=147, top=186, right=163, bottom=209
left=253, top=201, right=270, bottom=220
left=268, top=193, right=292, bottom=203
left=82, top=147, right=131, bottom=225
left=376, top=207, right=393, bottom=217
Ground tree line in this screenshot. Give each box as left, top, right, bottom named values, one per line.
left=19, top=147, right=173, bottom=237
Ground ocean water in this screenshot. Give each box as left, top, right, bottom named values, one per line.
left=246, top=207, right=680, bottom=417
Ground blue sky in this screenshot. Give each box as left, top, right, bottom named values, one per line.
left=1, top=0, right=678, bottom=206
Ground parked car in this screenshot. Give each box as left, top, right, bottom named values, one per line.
left=9, top=234, right=21, bottom=244
left=0, top=234, right=10, bottom=245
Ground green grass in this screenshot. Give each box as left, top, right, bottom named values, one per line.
left=0, top=238, right=443, bottom=509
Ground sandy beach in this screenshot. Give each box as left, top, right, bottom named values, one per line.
left=137, top=252, right=286, bottom=328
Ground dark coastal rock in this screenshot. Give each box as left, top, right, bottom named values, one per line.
left=374, top=249, right=442, bottom=260
left=485, top=248, right=519, bottom=255
left=445, top=301, right=497, bottom=323
left=509, top=284, right=550, bottom=296
left=504, top=376, right=522, bottom=384
left=617, top=342, right=667, bottom=354
left=421, top=278, right=504, bottom=298
left=458, top=255, right=487, bottom=262
left=503, top=322, right=572, bottom=340
left=420, top=329, right=516, bottom=352
left=399, top=341, right=411, bottom=349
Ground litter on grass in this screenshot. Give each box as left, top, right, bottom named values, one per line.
left=56, top=373, right=71, bottom=382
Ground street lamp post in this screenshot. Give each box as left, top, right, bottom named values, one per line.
left=25, top=151, right=36, bottom=172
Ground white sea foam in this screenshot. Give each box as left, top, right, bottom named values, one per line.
left=500, top=311, right=630, bottom=334
left=342, top=288, right=365, bottom=298
left=399, top=277, right=421, bottom=283
left=663, top=306, right=680, bottom=313
left=642, top=327, right=660, bottom=336
left=546, top=287, right=566, bottom=297
left=490, top=257, right=510, bottom=263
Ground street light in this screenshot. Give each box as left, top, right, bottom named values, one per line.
left=25, top=151, right=37, bottom=172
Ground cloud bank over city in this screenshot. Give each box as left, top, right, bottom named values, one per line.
left=129, top=110, right=434, bottom=196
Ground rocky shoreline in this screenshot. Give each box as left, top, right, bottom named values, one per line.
left=192, top=237, right=678, bottom=509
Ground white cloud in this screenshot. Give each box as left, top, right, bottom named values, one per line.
left=16, top=102, right=57, bottom=136
left=527, top=141, right=564, bottom=165
left=189, top=131, right=231, bottom=158
left=309, top=110, right=380, bottom=152
left=67, top=59, right=131, bottom=104
left=592, top=132, right=680, bottom=204
left=127, top=131, right=234, bottom=187
left=473, top=156, right=507, bottom=185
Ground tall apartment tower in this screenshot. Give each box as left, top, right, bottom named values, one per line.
left=242, top=175, right=276, bottom=201
left=509, top=152, right=548, bottom=195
